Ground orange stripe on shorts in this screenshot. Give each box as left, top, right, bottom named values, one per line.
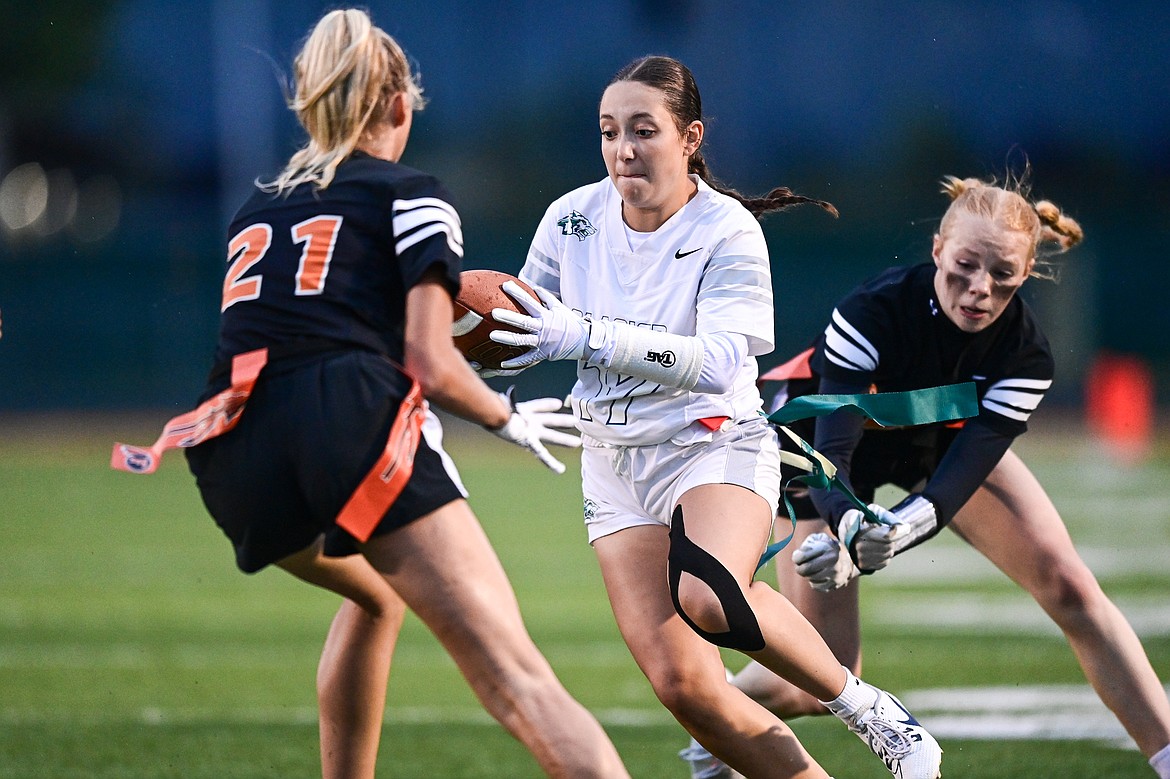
left=335, top=381, right=428, bottom=543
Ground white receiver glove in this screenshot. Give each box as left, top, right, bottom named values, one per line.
left=490, top=282, right=588, bottom=368
left=487, top=389, right=581, bottom=474
left=848, top=494, right=939, bottom=573
left=792, top=532, right=860, bottom=592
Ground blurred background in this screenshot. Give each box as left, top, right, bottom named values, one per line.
left=1, top=0, right=1167, bottom=419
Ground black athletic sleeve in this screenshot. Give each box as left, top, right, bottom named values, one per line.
left=808, top=376, right=870, bottom=528
left=919, top=418, right=1014, bottom=524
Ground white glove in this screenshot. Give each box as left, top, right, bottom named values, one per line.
left=792, top=532, right=859, bottom=592
left=468, top=360, right=526, bottom=379
left=490, top=282, right=588, bottom=368
left=488, top=389, right=581, bottom=474
left=849, top=494, right=939, bottom=573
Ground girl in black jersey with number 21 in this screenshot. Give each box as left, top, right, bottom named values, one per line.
left=117, top=9, right=631, bottom=779
left=682, top=174, right=1170, bottom=779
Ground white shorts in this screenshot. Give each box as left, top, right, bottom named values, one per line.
left=581, top=415, right=782, bottom=543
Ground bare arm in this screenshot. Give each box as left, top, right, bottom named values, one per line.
left=403, top=273, right=510, bottom=430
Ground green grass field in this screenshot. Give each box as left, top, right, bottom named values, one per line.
left=2, top=412, right=1168, bottom=777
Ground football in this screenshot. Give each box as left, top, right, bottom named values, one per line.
left=452, top=269, right=538, bottom=370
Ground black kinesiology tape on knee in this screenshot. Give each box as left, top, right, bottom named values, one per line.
left=667, top=506, right=765, bottom=652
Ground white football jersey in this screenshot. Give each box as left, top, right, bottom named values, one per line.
left=521, top=175, right=774, bottom=446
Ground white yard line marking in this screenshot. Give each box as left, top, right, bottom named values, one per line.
left=867, top=593, right=1170, bottom=636
left=902, top=685, right=1170, bottom=750
left=3, top=686, right=1155, bottom=751
left=878, top=544, right=1170, bottom=584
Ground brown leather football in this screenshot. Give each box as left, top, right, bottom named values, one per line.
left=451, top=269, right=537, bottom=370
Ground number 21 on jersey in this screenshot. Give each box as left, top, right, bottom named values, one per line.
left=222, top=215, right=344, bottom=311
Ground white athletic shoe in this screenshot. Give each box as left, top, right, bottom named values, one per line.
left=678, top=738, right=744, bottom=779
left=839, top=685, right=942, bottom=779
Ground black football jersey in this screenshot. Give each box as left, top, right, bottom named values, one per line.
left=214, top=152, right=463, bottom=366
left=811, top=263, right=1054, bottom=438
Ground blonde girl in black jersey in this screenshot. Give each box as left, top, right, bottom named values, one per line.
left=685, top=174, right=1170, bottom=779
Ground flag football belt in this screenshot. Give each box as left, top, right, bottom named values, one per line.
left=111, top=345, right=428, bottom=543
left=755, top=382, right=978, bottom=570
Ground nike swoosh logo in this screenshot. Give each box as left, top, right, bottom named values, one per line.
left=674, top=247, right=702, bottom=259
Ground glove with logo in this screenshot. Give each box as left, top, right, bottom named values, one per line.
left=468, top=360, right=526, bottom=379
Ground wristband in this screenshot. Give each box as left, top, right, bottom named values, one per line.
left=584, top=319, right=703, bottom=389
left=888, top=494, right=939, bottom=554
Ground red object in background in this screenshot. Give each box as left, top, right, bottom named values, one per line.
left=1085, top=352, right=1154, bottom=460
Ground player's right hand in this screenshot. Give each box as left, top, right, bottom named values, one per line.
left=845, top=504, right=899, bottom=572
left=851, top=494, right=938, bottom=572
left=793, top=531, right=860, bottom=592
left=490, top=282, right=588, bottom=366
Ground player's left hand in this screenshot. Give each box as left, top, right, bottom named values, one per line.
left=489, top=282, right=588, bottom=367
left=513, top=395, right=581, bottom=449
left=793, top=532, right=860, bottom=591
left=488, top=388, right=580, bottom=474
left=468, top=360, right=526, bottom=379
left=851, top=494, right=939, bottom=572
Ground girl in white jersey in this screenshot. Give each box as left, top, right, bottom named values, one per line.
left=488, top=55, right=943, bottom=779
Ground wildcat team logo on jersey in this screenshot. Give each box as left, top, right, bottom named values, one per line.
left=557, top=210, right=596, bottom=241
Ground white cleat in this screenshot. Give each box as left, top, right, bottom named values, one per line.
left=844, top=686, right=942, bottom=779
left=678, top=738, right=744, bottom=779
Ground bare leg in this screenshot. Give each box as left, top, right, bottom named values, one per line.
left=361, top=499, right=630, bottom=779
left=594, top=519, right=830, bottom=779
left=673, top=485, right=846, bottom=703
left=950, top=448, right=1170, bottom=759
left=733, top=518, right=862, bottom=718
left=661, top=485, right=939, bottom=778
left=277, top=539, right=407, bottom=779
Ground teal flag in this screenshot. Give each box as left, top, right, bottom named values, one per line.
left=767, top=382, right=978, bottom=427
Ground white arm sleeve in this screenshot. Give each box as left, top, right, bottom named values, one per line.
left=583, top=322, right=747, bottom=394
left=693, top=331, right=748, bottom=394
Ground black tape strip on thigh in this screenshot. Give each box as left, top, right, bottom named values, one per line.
left=667, top=506, right=765, bottom=652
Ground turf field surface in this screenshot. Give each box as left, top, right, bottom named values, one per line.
left=1, top=411, right=1166, bottom=777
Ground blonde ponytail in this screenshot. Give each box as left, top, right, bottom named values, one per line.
left=263, top=9, right=425, bottom=194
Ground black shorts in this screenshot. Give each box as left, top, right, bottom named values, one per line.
left=777, top=416, right=959, bottom=521
left=185, top=350, right=466, bottom=573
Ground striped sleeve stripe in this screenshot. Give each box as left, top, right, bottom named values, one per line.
left=698, top=260, right=773, bottom=306
left=393, top=197, right=464, bottom=258
left=823, top=308, right=879, bottom=372
left=982, top=378, right=1052, bottom=422
left=521, top=248, right=561, bottom=291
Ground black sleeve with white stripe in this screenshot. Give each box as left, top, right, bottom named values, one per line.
left=390, top=177, right=464, bottom=293
left=821, top=306, right=881, bottom=375
left=976, top=375, right=1053, bottom=436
